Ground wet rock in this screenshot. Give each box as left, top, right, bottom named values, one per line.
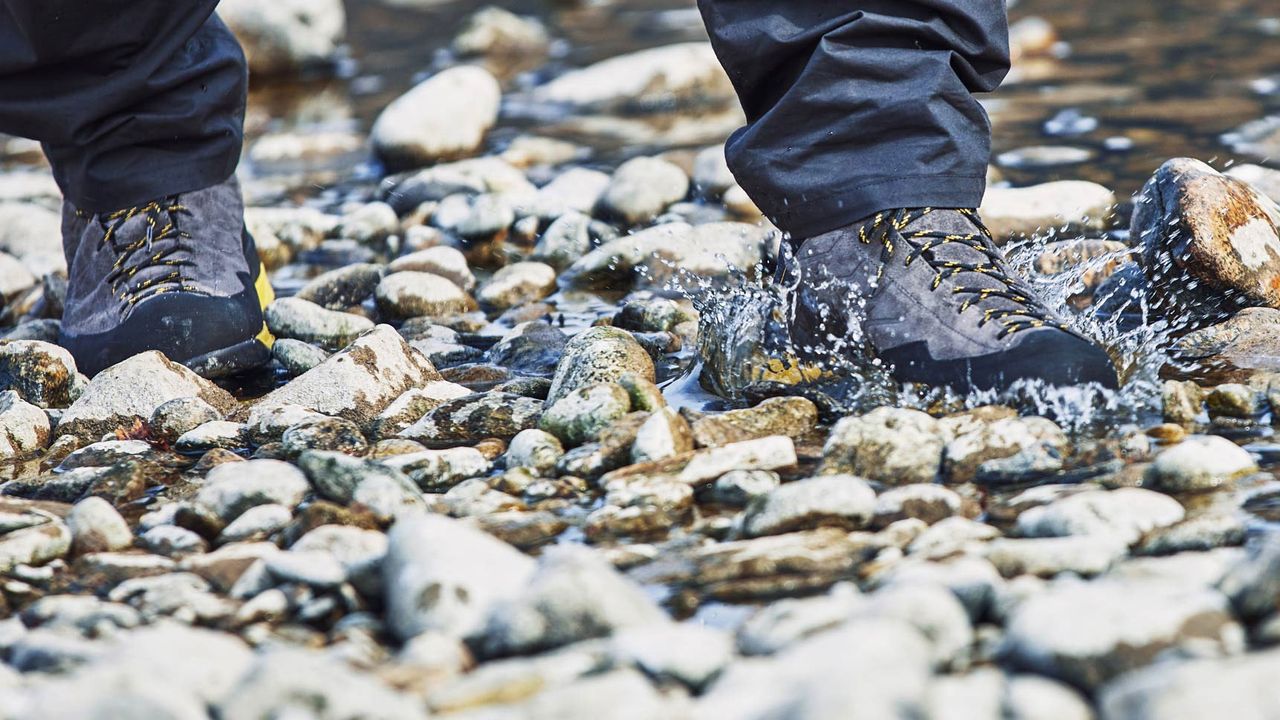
left=1218, top=534, right=1280, bottom=620
left=477, top=261, right=557, bottom=311
left=452, top=6, right=550, bottom=61
left=561, top=222, right=769, bottom=291
left=1015, top=488, right=1185, bottom=544
left=0, top=340, right=78, bottom=408
left=1136, top=158, right=1280, bottom=321
left=533, top=42, right=734, bottom=111
left=57, top=351, right=236, bottom=442
left=372, top=66, right=502, bottom=170
left=275, top=418, right=367, bottom=461
left=1099, top=646, right=1280, bottom=720
left=696, top=618, right=931, bottom=719
left=1172, top=307, right=1280, bottom=379
left=443, top=192, right=516, bottom=241
left=174, top=421, right=247, bottom=453
left=219, top=0, right=346, bottom=74
left=295, top=263, right=384, bottom=309
left=547, top=326, right=655, bottom=404
left=822, top=407, right=944, bottom=485
left=711, top=470, right=781, bottom=508
left=1162, top=379, right=1205, bottom=423
left=1206, top=383, right=1264, bottom=420
left=140, top=525, right=208, bottom=558
left=149, top=396, right=222, bottom=444
left=193, top=459, right=309, bottom=523
left=1227, top=163, right=1280, bottom=203
left=632, top=407, right=695, bottom=463
left=0, top=520, right=69, bottom=573
left=1135, top=512, right=1246, bottom=556
left=554, top=412, right=648, bottom=479
left=611, top=622, right=733, bottom=691
left=389, top=246, right=476, bottom=291
left=1145, top=435, right=1258, bottom=492
left=375, top=271, right=476, bottom=320
left=400, top=392, right=544, bottom=447
left=296, top=449, right=415, bottom=505
left=383, top=513, right=536, bottom=641
left=596, top=156, right=690, bottom=225
left=474, top=544, right=668, bottom=658
left=486, top=322, right=568, bottom=378
left=0, top=390, right=49, bottom=459
left=942, top=412, right=1069, bottom=484
left=381, top=447, right=491, bottom=492
left=743, top=475, right=876, bottom=538
left=532, top=212, right=594, bottom=271
left=336, top=202, right=399, bottom=245
left=272, top=338, right=330, bottom=376
left=873, top=485, right=965, bottom=529
left=979, top=181, right=1116, bottom=241
left=690, top=397, right=817, bottom=448
left=586, top=474, right=693, bottom=539
left=219, top=648, right=426, bottom=720
left=218, top=503, right=292, bottom=544
left=370, top=381, right=473, bottom=439
left=986, top=536, right=1129, bottom=578
left=385, top=157, right=535, bottom=212
left=265, top=296, right=375, bottom=350
left=505, top=429, right=565, bottom=475
left=1004, top=579, right=1242, bottom=690
left=524, top=167, right=610, bottom=220
left=252, top=325, right=442, bottom=428
left=539, top=383, right=631, bottom=447
left=66, top=497, right=132, bottom=555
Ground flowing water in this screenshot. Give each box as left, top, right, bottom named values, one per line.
left=248, top=0, right=1280, bottom=424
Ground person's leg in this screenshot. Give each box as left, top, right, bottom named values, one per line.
left=0, top=1, right=272, bottom=378
left=0, top=0, right=246, bottom=213
left=698, top=1, right=1118, bottom=392
left=697, top=0, right=1009, bottom=239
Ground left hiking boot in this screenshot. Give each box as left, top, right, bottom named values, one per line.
left=59, top=176, right=275, bottom=378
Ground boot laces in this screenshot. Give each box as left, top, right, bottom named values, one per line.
left=88, top=198, right=195, bottom=308
left=859, top=207, right=1070, bottom=339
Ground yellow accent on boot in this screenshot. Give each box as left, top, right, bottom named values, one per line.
left=253, top=261, right=276, bottom=349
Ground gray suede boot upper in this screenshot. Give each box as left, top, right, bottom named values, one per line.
left=59, top=176, right=272, bottom=377
left=786, top=208, right=1119, bottom=390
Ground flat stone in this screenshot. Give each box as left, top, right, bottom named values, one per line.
left=560, top=222, right=770, bottom=292
left=533, top=42, right=734, bottom=111
left=1145, top=435, right=1258, bottom=492
left=372, top=65, right=501, bottom=170
left=822, top=407, right=944, bottom=485
left=743, top=475, right=876, bottom=538
left=1015, top=488, right=1186, bottom=544
left=383, top=514, right=535, bottom=641
left=980, top=181, right=1116, bottom=241
left=265, top=297, right=375, bottom=350
left=691, top=397, right=818, bottom=448
left=251, top=325, right=442, bottom=428
left=399, top=392, right=544, bottom=447
left=474, top=545, right=668, bottom=658
left=57, top=351, right=236, bottom=441
left=1004, top=579, right=1242, bottom=690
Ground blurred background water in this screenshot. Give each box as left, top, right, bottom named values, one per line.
left=249, top=0, right=1280, bottom=204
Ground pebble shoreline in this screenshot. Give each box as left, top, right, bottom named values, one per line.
left=0, top=4, right=1278, bottom=719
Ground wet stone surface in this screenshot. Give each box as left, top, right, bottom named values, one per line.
left=0, top=0, right=1277, bottom=716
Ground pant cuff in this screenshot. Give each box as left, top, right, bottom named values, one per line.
left=58, top=151, right=239, bottom=213
left=749, top=174, right=989, bottom=239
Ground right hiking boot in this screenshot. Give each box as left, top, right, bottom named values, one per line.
left=59, top=176, right=275, bottom=378
left=780, top=207, right=1119, bottom=392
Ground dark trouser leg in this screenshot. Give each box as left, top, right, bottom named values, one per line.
left=697, top=0, right=1010, bottom=238
left=0, top=1, right=246, bottom=213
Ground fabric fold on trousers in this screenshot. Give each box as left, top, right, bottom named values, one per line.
left=697, top=0, right=1010, bottom=239
left=0, top=0, right=247, bottom=212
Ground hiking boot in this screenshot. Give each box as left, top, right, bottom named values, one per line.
left=59, top=176, right=275, bottom=378
left=783, top=207, right=1119, bottom=391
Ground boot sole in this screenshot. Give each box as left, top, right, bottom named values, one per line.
left=186, top=258, right=276, bottom=379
